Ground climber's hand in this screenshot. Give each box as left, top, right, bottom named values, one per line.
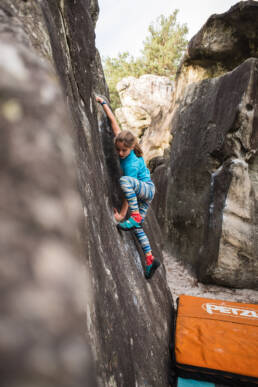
left=114, top=208, right=124, bottom=222
left=96, top=96, right=104, bottom=104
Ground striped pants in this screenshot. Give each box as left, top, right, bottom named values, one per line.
left=119, top=176, right=155, bottom=254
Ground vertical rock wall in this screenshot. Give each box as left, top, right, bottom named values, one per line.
left=153, top=1, right=258, bottom=290
left=0, top=3, right=95, bottom=386
left=0, top=1, right=174, bottom=386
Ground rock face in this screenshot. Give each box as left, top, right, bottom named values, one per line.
left=0, top=1, right=173, bottom=386
left=174, top=0, right=258, bottom=105
left=116, top=75, right=174, bottom=164
left=0, top=5, right=95, bottom=386
left=153, top=1, right=258, bottom=290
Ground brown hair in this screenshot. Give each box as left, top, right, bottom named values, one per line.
left=114, top=130, right=143, bottom=157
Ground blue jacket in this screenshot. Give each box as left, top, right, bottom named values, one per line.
left=119, top=150, right=151, bottom=182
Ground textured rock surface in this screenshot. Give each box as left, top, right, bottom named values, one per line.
left=174, top=1, right=258, bottom=108
left=152, top=1, right=258, bottom=291
left=116, top=75, right=174, bottom=164
left=0, top=1, right=174, bottom=386
left=0, top=6, right=95, bottom=386
left=154, top=58, right=258, bottom=290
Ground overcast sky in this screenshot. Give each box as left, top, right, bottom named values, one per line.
left=95, top=0, right=241, bottom=58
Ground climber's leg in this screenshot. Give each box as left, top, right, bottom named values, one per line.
left=117, top=177, right=154, bottom=230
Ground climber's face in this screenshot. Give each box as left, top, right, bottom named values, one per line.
left=115, top=141, right=133, bottom=159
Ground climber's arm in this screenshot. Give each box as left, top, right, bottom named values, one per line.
left=96, top=96, right=121, bottom=136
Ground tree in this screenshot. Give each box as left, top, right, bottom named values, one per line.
left=142, top=10, right=188, bottom=77
left=103, top=10, right=188, bottom=110
left=103, top=52, right=145, bottom=110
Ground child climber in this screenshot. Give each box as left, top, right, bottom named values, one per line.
left=96, top=96, right=160, bottom=279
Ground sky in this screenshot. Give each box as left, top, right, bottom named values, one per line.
left=95, top=0, right=241, bottom=58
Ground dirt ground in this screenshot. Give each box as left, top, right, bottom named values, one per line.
left=163, top=252, right=258, bottom=305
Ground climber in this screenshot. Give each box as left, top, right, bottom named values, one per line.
left=96, top=96, right=160, bottom=279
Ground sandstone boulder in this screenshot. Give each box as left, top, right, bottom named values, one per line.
left=152, top=1, right=258, bottom=291
left=153, top=58, right=258, bottom=290
left=0, top=1, right=174, bottom=386
left=116, top=74, right=174, bottom=163
left=188, top=1, right=258, bottom=68
left=174, top=1, right=258, bottom=106
left=0, top=6, right=95, bottom=386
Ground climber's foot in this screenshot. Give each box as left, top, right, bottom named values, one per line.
left=145, top=259, right=161, bottom=279
left=117, top=217, right=142, bottom=231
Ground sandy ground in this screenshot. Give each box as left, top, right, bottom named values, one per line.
left=163, top=252, right=258, bottom=305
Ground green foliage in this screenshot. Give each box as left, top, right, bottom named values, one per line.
left=104, top=52, right=145, bottom=110
left=142, top=11, right=188, bottom=76
left=103, top=10, right=188, bottom=110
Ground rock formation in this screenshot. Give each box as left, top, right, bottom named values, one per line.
left=0, top=1, right=173, bottom=387
left=0, top=4, right=95, bottom=386
left=153, top=1, right=258, bottom=290
left=173, top=0, right=258, bottom=110
left=116, top=75, right=174, bottom=164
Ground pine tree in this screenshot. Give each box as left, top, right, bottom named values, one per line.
left=103, top=10, right=188, bottom=109
left=142, top=11, right=188, bottom=77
